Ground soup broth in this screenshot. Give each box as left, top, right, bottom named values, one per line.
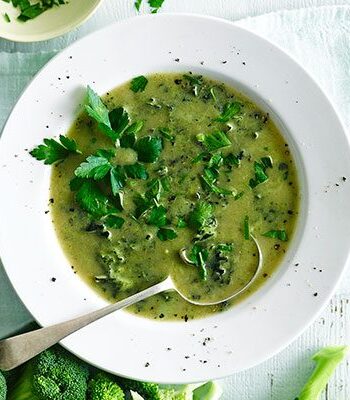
left=50, top=73, right=299, bottom=321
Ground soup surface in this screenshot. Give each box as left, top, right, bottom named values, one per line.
left=50, top=73, right=299, bottom=321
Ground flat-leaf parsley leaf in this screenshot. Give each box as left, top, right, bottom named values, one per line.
left=215, top=102, right=241, bottom=123
left=147, top=205, right=168, bottom=227
left=76, top=181, right=117, bottom=218
left=110, top=166, right=126, bottom=196
left=148, top=0, right=164, bottom=13
left=74, top=155, right=111, bottom=180
left=130, top=75, right=148, bottom=93
left=30, top=135, right=81, bottom=165
left=188, top=201, right=214, bottom=231
left=124, top=163, right=148, bottom=180
left=197, top=130, right=231, bottom=152
left=85, top=86, right=110, bottom=128
left=135, top=136, right=163, bottom=163
left=263, top=230, right=288, bottom=241
left=157, top=227, right=177, bottom=241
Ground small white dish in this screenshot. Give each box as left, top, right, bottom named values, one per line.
left=0, top=0, right=102, bottom=42
left=1, top=14, right=350, bottom=383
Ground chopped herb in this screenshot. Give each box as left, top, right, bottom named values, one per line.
left=145, top=178, right=168, bottom=202
left=176, top=217, right=187, bottom=228
left=189, top=244, right=208, bottom=280
left=18, top=3, right=44, bottom=20
left=203, top=167, right=219, bottom=183
left=134, top=0, right=142, bottom=10
left=76, top=181, right=116, bottom=218
left=148, top=0, right=164, bottom=13
left=215, top=102, right=241, bottom=123
left=200, top=174, right=233, bottom=196
left=183, top=74, right=203, bottom=96
left=159, top=127, right=175, bottom=142
left=120, top=121, right=143, bottom=148
left=263, top=230, right=288, bottom=241
left=183, top=74, right=203, bottom=86
left=103, top=215, right=125, bottom=229
left=135, top=136, right=162, bottom=163
left=109, top=107, right=129, bottom=137
left=261, top=156, right=273, bottom=169
left=4, top=13, right=10, bottom=22
left=188, top=201, right=214, bottom=231
left=224, top=153, right=240, bottom=167
left=254, top=162, right=268, bottom=183
left=130, top=75, right=148, bottom=92
left=110, top=166, right=126, bottom=196
left=120, top=132, right=136, bottom=148
left=243, top=215, right=250, bottom=240
left=216, top=243, right=233, bottom=252
left=69, top=176, right=84, bottom=191
left=95, top=149, right=116, bottom=160
left=234, top=191, right=244, bottom=200
left=74, top=155, right=111, bottom=180
left=30, top=135, right=81, bottom=165
left=192, top=152, right=208, bottom=164
left=124, top=120, right=144, bottom=134
left=124, top=163, right=148, bottom=180
left=147, top=205, right=168, bottom=227
left=84, top=87, right=118, bottom=141
left=249, top=160, right=270, bottom=188
left=5, top=0, right=67, bottom=22
left=208, top=153, right=223, bottom=168
left=160, top=175, right=170, bottom=191
left=133, top=194, right=152, bottom=218
left=85, top=86, right=110, bottom=129
left=197, top=130, right=231, bottom=152
left=157, top=227, right=177, bottom=241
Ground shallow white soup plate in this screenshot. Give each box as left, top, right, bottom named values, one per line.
left=1, top=14, right=350, bottom=383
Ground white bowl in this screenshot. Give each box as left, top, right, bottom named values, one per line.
left=0, top=0, right=102, bottom=42
left=1, top=14, right=350, bottom=383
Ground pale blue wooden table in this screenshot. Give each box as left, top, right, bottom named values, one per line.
left=1, top=1, right=349, bottom=398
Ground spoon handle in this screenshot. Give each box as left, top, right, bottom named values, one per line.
left=0, top=277, right=173, bottom=371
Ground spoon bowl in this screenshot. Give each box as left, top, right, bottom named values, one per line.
left=174, top=235, right=263, bottom=305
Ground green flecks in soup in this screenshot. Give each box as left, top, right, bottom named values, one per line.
left=48, top=73, right=299, bottom=321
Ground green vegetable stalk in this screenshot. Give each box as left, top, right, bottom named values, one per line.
left=296, top=345, right=349, bottom=400
left=193, top=381, right=223, bottom=400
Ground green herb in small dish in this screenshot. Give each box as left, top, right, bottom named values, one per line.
left=3, top=0, right=67, bottom=22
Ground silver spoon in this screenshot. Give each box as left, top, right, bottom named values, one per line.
left=0, top=236, right=262, bottom=371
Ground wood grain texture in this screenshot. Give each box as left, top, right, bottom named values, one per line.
left=0, top=1, right=349, bottom=399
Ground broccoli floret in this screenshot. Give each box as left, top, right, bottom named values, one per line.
left=7, top=346, right=89, bottom=400
left=117, top=378, right=161, bottom=400
left=0, top=370, right=7, bottom=400
left=88, top=372, right=125, bottom=400
left=99, top=250, right=135, bottom=291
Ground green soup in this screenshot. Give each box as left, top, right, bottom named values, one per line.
left=50, top=73, right=299, bottom=321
